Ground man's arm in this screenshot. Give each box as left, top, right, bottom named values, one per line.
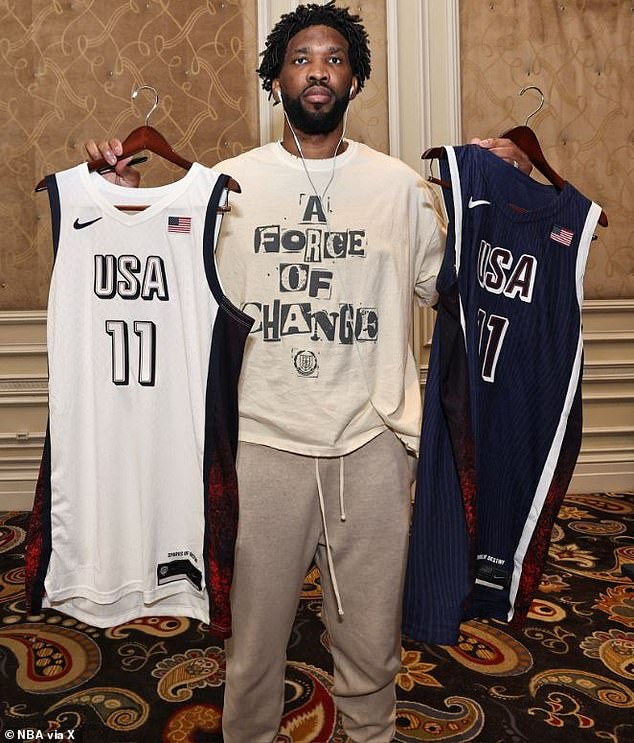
left=82, top=135, right=531, bottom=187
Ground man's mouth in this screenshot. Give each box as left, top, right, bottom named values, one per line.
left=302, top=85, right=334, bottom=105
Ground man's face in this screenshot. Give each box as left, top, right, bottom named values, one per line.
left=274, top=24, right=355, bottom=135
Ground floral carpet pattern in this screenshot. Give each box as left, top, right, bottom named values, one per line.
left=0, top=492, right=632, bottom=743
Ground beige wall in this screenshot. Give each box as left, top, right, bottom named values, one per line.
left=5, top=2, right=628, bottom=308
left=1, top=0, right=260, bottom=310
left=0, top=0, right=389, bottom=312
left=459, top=0, right=633, bottom=301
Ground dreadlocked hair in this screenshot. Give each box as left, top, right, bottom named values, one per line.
left=257, top=1, right=371, bottom=95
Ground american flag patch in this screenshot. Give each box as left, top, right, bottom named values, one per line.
left=168, top=216, right=191, bottom=233
left=550, top=224, right=574, bottom=246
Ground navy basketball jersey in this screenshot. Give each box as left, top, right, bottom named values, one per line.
left=403, top=144, right=601, bottom=644
left=25, top=163, right=253, bottom=636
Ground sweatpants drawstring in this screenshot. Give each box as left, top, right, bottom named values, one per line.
left=315, top=459, right=345, bottom=616
left=339, top=456, right=346, bottom=522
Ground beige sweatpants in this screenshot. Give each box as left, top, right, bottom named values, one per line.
left=222, top=430, right=414, bottom=743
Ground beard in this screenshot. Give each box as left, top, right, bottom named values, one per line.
left=281, top=87, right=350, bottom=134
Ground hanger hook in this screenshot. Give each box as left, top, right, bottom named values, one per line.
left=131, top=85, right=159, bottom=126
left=519, top=85, right=545, bottom=127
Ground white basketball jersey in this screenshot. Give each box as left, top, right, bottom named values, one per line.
left=25, top=163, right=252, bottom=634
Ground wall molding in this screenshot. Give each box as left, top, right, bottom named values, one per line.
left=1, top=299, right=631, bottom=510
left=0, top=310, right=47, bottom=324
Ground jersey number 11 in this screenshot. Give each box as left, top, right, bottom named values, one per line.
left=105, top=320, right=157, bottom=386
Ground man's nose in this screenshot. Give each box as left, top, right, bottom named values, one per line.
left=307, top=64, right=329, bottom=84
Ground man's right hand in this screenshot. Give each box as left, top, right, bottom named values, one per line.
left=84, top=138, right=141, bottom=187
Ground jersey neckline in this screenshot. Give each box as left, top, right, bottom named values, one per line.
left=78, top=161, right=205, bottom=226
left=472, top=146, right=578, bottom=224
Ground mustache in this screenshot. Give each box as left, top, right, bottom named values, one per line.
left=302, top=82, right=336, bottom=95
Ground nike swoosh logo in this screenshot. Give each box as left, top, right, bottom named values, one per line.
left=468, top=198, right=491, bottom=209
left=73, top=217, right=102, bottom=230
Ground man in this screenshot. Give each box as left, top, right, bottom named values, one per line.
left=86, top=4, right=530, bottom=741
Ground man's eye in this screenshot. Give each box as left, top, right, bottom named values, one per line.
left=328, top=56, right=342, bottom=64
left=293, top=57, right=308, bottom=64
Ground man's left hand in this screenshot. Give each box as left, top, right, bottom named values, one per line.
left=470, top=137, right=532, bottom=175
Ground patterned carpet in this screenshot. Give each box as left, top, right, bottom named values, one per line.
left=0, top=492, right=633, bottom=743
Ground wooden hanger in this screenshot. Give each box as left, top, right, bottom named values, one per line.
left=35, top=85, right=240, bottom=211
left=421, top=86, right=608, bottom=228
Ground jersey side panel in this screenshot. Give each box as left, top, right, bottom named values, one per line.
left=204, top=301, right=253, bottom=637
left=402, top=147, right=473, bottom=644
left=507, top=199, right=600, bottom=623
left=402, top=318, right=472, bottom=644
left=201, top=176, right=254, bottom=637
left=509, top=377, right=582, bottom=625
left=25, top=427, right=52, bottom=612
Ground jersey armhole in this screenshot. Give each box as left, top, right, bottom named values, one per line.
left=202, top=173, right=254, bottom=329
left=46, top=174, right=62, bottom=262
